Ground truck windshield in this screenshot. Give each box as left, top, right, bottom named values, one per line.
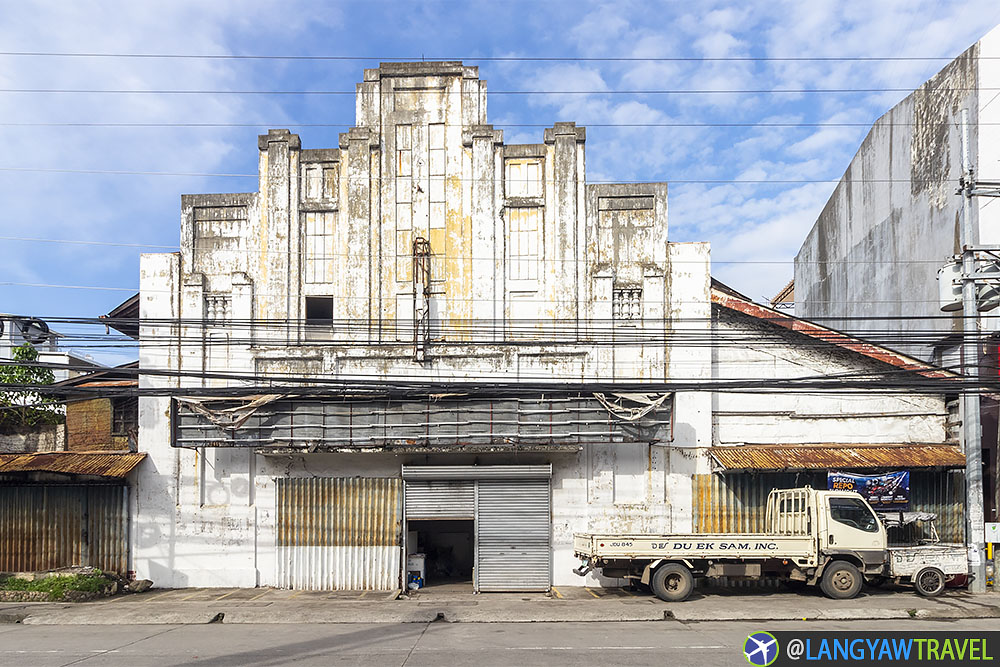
left=829, top=497, right=879, bottom=533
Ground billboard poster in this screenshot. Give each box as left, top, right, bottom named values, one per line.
left=827, top=471, right=910, bottom=510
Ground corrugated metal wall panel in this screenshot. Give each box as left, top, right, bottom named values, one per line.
left=405, top=481, right=475, bottom=519
left=0, top=485, right=127, bottom=574
left=909, top=470, right=964, bottom=544
left=276, top=477, right=402, bottom=590
left=85, top=486, right=129, bottom=574
left=693, top=471, right=964, bottom=544
left=476, top=479, right=550, bottom=592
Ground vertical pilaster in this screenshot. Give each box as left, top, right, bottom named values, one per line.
left=545, top=123, right=586, bottom=324
left=468, top=125, right=503, bottom=341
left=343, top=127, right=375, bottom=323
left=256, top=129, right=300, bottom=344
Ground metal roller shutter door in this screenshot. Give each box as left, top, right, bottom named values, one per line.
left=404, top=481, right=475, bottom=519
left=276, top=477, right=402, bottom=590
left=476, top=479, right=551, bottom=592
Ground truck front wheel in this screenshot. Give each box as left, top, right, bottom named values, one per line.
left=914, top=567, right=946, bottom=597
left=651, top=563, right=695, bottom=602
left=820, top=561, right=863, bottom=599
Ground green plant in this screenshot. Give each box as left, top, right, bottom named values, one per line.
left=0, top=343, right=63, bottom=430
left=0, top=572, right=108, bottom=600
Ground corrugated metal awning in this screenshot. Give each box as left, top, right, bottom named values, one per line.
left=402, top=464, right=552, bottom=480
left=709, top=444, right=964, bottom=471
left=0, top=452, right=146, bottom=478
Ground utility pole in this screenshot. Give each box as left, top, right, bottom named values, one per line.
left=959, top=108, right=987, bottom=593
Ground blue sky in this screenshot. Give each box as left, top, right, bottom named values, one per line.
left=2, top=0, right=1000, bottom=365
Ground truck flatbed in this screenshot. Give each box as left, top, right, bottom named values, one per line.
left=573, top=533, right=816, bottom=562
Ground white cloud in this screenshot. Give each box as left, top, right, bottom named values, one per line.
left=5, top=0, right=1000, bottom=333
left=0, top=1, right=311, bottom=324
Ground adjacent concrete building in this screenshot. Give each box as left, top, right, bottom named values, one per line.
left=795, top=25, right=1000, bottom=361
left=132, top=62, right=964, bottom=591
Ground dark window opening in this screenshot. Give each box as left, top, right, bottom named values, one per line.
left=112, top=397, right=138, bottom=436
left=304, top=296, right=334, bottom=343
left=305, top=296, right=334, bottom=322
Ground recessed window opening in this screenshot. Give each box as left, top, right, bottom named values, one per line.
left=112, top=397, right=138, bottom=436
left=305, top=297, right=333, bottom=322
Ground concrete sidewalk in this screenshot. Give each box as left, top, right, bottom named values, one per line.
left=1, top=585, right=999, bottom=625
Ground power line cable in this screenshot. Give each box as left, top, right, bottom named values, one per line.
left=0, top=87, right=997, bottom=95
left=1, top=121, right=996, bottom=128
left=0, top=235, right=980, bottom=266
left=4, top=166, right=995, bottom=185
left=2, top=52, right=993, bottom=62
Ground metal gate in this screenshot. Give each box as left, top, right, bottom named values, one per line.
left=404, top=481, right=474, bottom=519
left=276, top=477, right=402, bottom=590
left=476, top=479, right=551, bottom=592
left=401, top=465, right=551, bottom=592
left=0, top=485, right=128, bottom=574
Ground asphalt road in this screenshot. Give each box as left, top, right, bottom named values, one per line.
left=0, top=619, right=994, bottom=666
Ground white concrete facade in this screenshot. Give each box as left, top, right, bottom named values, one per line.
left=132, top=62, right=955, bottom=590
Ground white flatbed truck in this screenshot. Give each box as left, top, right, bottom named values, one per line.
left=573, top=487, right=967, bottom=601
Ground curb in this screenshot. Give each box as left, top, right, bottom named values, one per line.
left=10, top=606, right=1000, bottom=625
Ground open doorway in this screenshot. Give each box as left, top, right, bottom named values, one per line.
left=407, top=519, right=474, bottom=589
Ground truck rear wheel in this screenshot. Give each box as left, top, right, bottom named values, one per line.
left=914, top=567, right=946, bottom=597
left=651, top=563, right=694, bottom=602
left=820, top=561, right=862, bottom=599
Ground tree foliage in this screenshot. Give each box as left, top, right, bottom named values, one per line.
left=0, top=343, right=62, bottom=431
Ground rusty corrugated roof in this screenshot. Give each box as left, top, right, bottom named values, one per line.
left=709, top=444, right=964, bottom=471
left=0, top=452, right=146, bottom=478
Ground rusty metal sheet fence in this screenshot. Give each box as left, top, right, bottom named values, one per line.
left=276, top=477, right=402, bottom=590
left=694, top=471, right=964, bottom=544
left=0, top=485, right=128, bottom=574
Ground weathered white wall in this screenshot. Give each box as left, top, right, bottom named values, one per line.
left=712, top=309, right=948, bottom=446
left=795, top=25, right=1000, bottom=361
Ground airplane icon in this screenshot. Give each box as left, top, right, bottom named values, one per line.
left=744, top=632, right=778, bottom=666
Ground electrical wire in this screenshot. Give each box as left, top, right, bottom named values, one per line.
left=1, top=87, right=997, bottom=96
left=0, top=236, right=984, bottom=266
left=1, top=121, right=997, bottom=129
left=5, top=280, right=1000, bottom=309
left=4, top=166, right=991, bottom=184
left=1, top=52, right=993, bottom=62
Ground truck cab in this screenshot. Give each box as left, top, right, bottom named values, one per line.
left=813, top=490, right=888, bottom=572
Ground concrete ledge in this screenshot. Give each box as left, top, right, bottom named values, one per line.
left=21, top=609, right=224, bottom=625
